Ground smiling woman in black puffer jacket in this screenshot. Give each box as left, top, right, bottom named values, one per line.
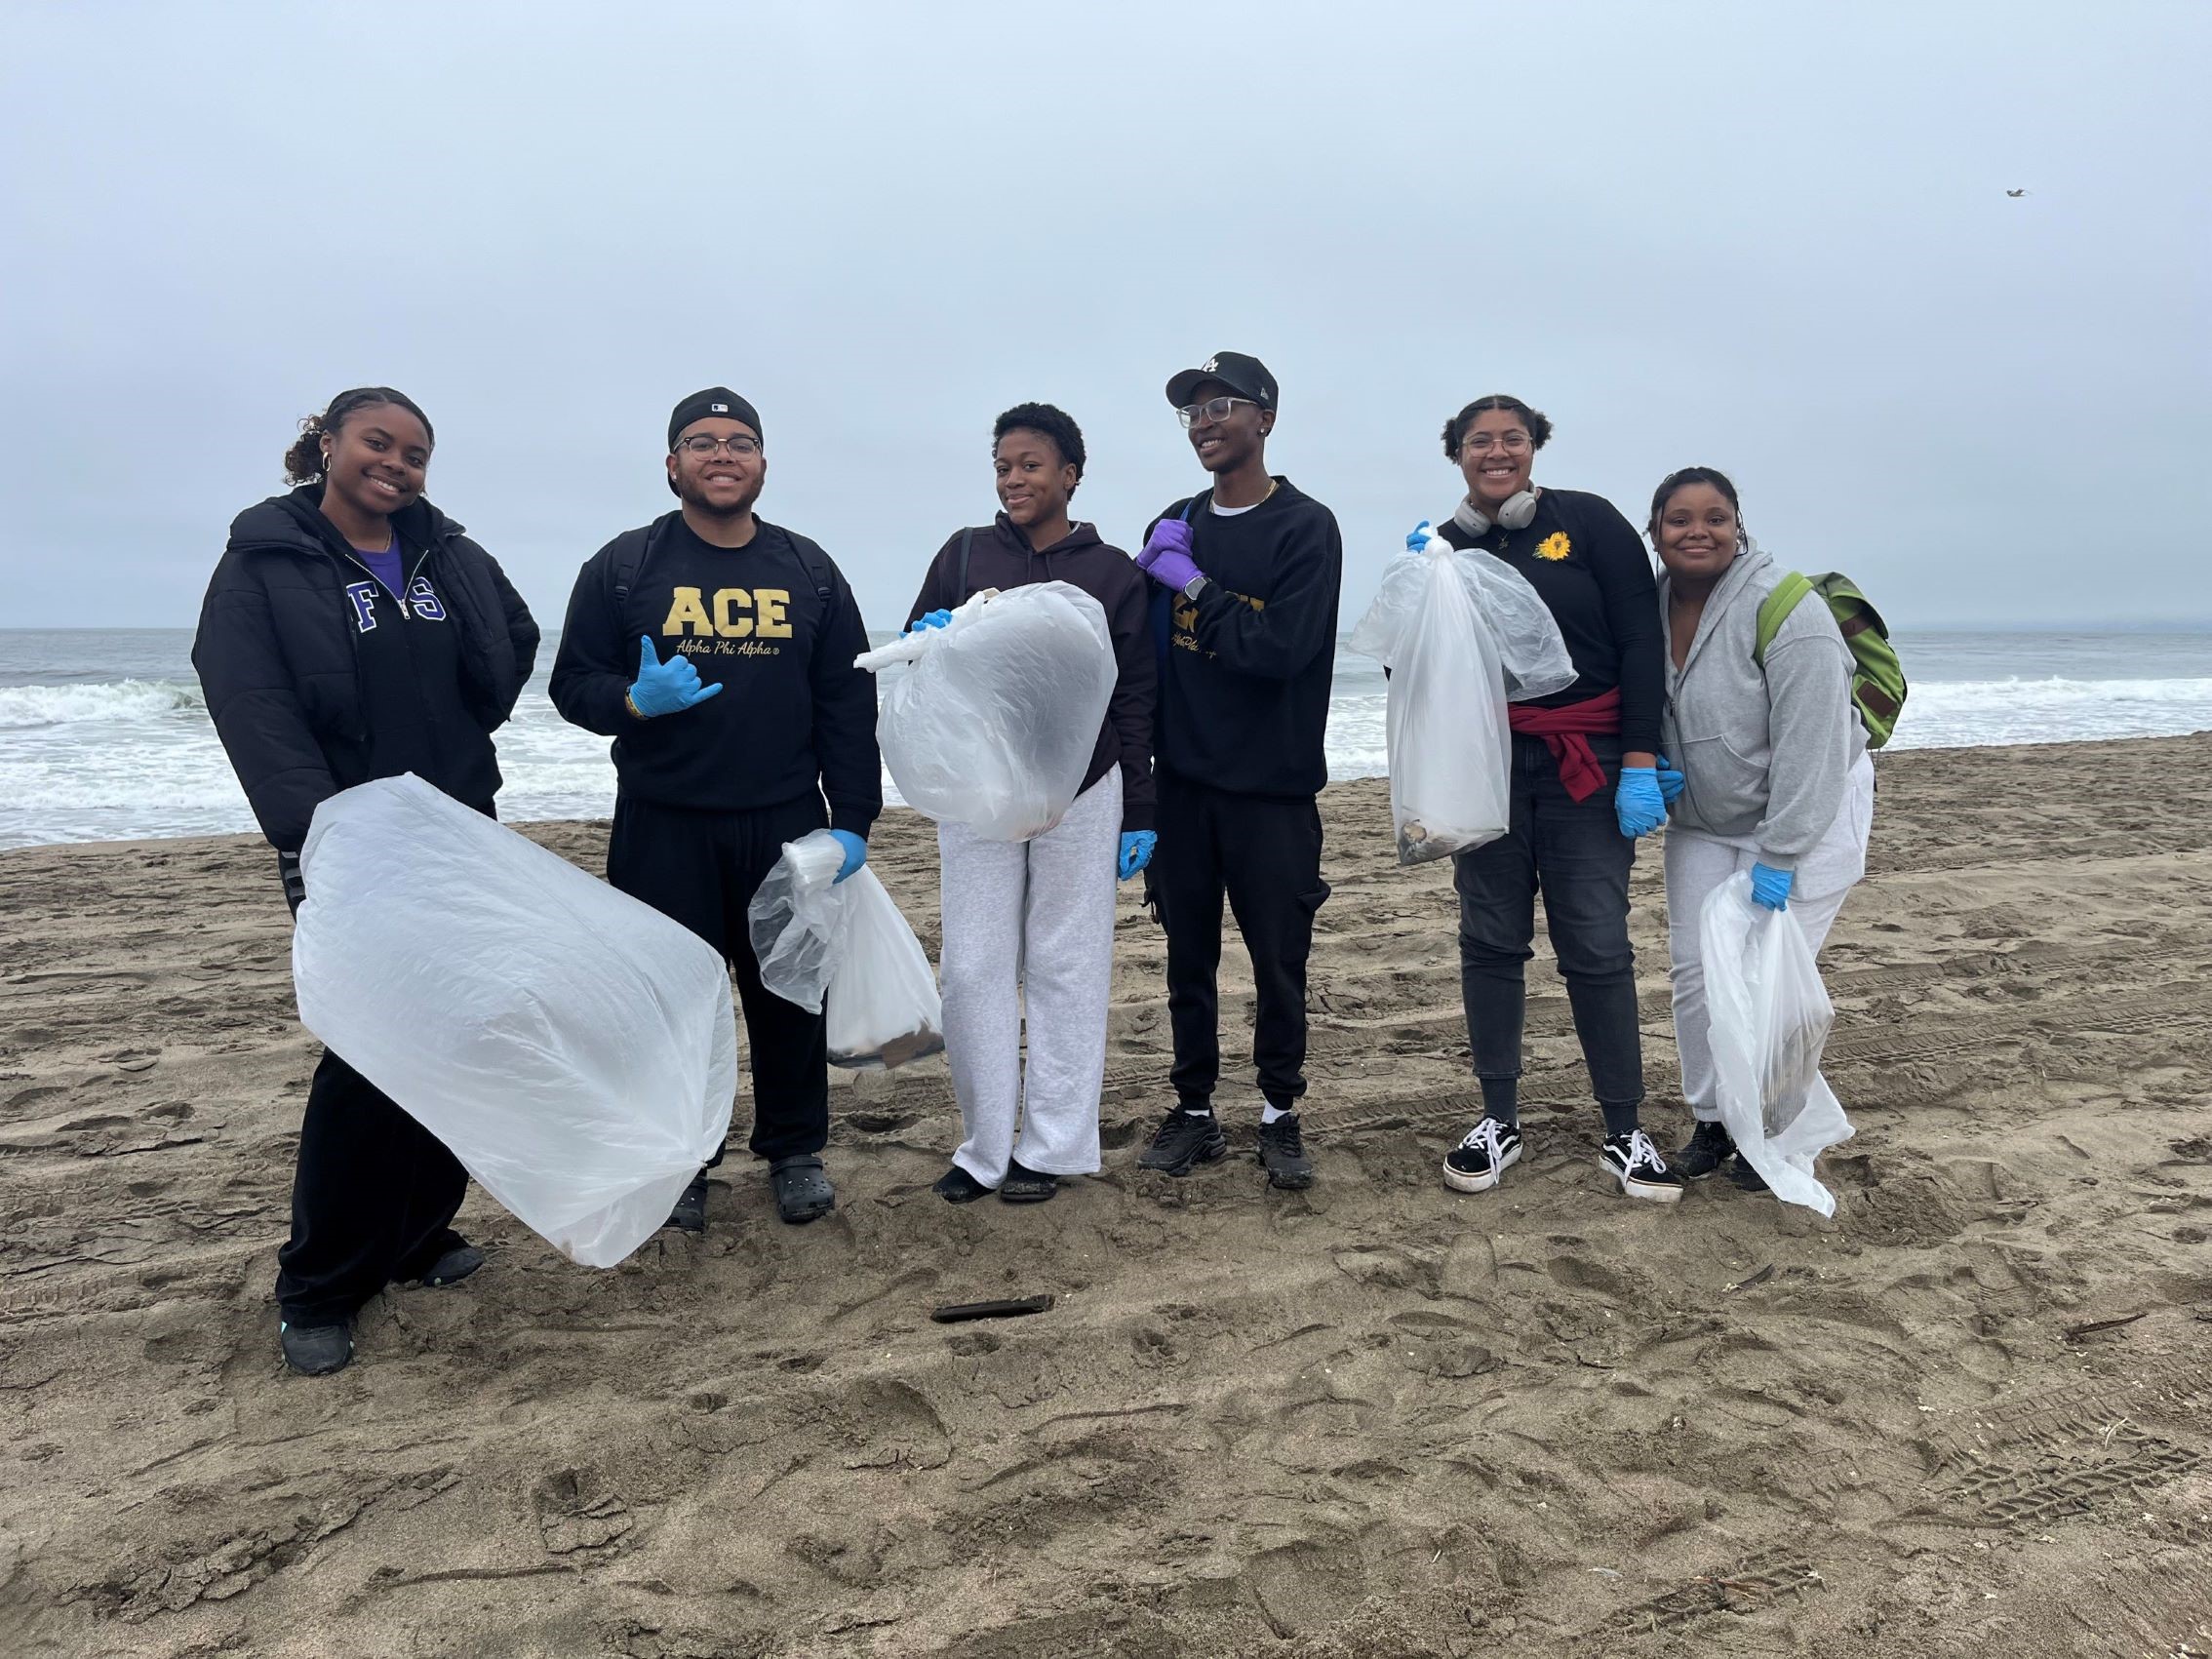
left=193, top=386, right=538, bottom=1378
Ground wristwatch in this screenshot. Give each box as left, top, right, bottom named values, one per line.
left=1182, top=573, right=1209, bottom=601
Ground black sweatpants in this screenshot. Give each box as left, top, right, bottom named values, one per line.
left=606, top=792, right=830, bottom=1167
left=276, top=1048, right=469, bottom=1325
left=1151, top=770, right=1328, bottom=1110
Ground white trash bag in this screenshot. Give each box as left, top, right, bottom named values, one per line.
left=855, top=581, right=1115, bottom=842
left=748, top=830, right=945, bottom=1070
left=294, top=775, right=735, bottom=1268
left=1699, top=872, right=1854, bottom=1215
left=1349, top=537, right=1575, bottom=865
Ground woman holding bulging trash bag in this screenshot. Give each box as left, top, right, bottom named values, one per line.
left=904, top=403, right=1156, bottom=1204
left=193, top=388, right=540, bottom=1375
left=1650, top=467, right=1874, bottom=1191
left=1430, top=395, right=1683, bottom=1205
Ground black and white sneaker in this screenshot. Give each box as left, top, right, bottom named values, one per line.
left=1601, top=1129, right=1684, bottom=1204
left=1443, top=1117, right=1522, bottom=1194
left=1675, top=1120, right=1734, bottom=1180
left=1135, top=1108, right=1229, bottom=1176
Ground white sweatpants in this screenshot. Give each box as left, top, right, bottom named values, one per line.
left=936, top=771, right=1122, bottom=1185
left=1666, top=756, right=1876, bottom=1122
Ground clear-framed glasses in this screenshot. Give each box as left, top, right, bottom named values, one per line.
left=1461, top=431, right=1532, bottom=454
left=676, top=434, right=762, bottom=457
left=1176, top=396, right=1257, bottom=429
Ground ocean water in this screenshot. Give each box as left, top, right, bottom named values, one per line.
left=2, top=627, right=2207, bottom=851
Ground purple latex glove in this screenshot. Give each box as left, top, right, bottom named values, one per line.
left=1137, top=522, right=1204, bottom=592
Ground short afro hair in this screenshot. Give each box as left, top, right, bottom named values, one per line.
left=1442, top=394, right=1553, bottom=460
left=993, top=402, right=1086, bottom=488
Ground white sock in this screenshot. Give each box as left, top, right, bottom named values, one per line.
left=1183, top=1106, right=1212, bottom=1118
left=1261, top=1103, right=1290, bottom=1125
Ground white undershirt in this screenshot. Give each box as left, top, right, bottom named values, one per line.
left=1208, top=499, right=1258, bottom=518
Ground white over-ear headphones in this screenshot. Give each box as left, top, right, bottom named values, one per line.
left=1453, top=490, right=1539, bottom=535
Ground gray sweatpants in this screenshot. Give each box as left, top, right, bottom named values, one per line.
left=937, top=771, right=1122, bottom=1186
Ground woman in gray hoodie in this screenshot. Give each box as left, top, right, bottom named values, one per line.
left=1650, top=468, right=1874, bottom=1188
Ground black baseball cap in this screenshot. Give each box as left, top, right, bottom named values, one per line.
left=668, top=387, right=762, bottom=449
left=1165, top=352, right=1278, bottom=413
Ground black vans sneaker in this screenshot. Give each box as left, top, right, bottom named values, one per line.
left=1442, top=1117, right=1522, bottom=1194
left=1675, top=1120, right=1734, bottom=1180
left=1256, top=1114, right=1315, bottom=1190
left=1601, top=1130, right=1684, bottom=1204
left=1136, top=1108, right=1228, bottom=1176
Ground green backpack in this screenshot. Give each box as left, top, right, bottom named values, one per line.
left=1752, top=572, right=1907, bottom=749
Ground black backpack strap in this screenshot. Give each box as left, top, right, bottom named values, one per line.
left=1178, top=492, right=1211, bottom=523
left=788, top=533, right=838, bottom=606
left=609, top=519, right=667, bottom=604
left=956, top=527, right=974, bottom=598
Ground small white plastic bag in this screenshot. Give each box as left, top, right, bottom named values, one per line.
left=293, top=775, right=735, bottom=1268
left=1699, top=872, right=1854, bottom=1214
left=855, top=581, right=1115, bottom=842
left=748, top=830, right=849, bottom=1014
left=824, top=870, right=944, bottom=1070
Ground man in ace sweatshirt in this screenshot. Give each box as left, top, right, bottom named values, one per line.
left=1130, top=352, right=1343, bottom=1191
left=550, top=388, right=881, bottom=1234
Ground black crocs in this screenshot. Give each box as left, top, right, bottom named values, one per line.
left=770, top=1156, right=836, bottom=1224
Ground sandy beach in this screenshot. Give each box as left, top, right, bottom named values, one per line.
left=2, top=733, right=2208, bottom=1658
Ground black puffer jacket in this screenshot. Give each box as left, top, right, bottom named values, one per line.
left=193, top=487, right=539, bottom=850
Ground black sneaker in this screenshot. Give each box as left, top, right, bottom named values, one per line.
left=415, top=1243, right=484, bottom=1287
left=1256, top=1114, right=1315, bottom=1190
left=1135, top=1108, right=1228, bottom=1176
left=1442, top=1117, right=1522, bottom=1194
left=664, top=1174, right=709, bottom=1233
left=1727, top=1152, right=1770, bottom=1194
left=1675, top=1120, right=1734, bottom=1180
left=279, top=1319, right=353, bottom=1377
left=1600, top=1130, right=1684, bottom=1205
left=933, top=1165, right=994, bottom=1204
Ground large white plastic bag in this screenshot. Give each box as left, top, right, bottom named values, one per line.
left=855, top=582, right=1115, bottom=842
left=824, top=868, right=945, bottom=1070
left=748, top=830, right=848, bottom=1013
left=1699, top=872, right=1854, bottom=1214
left=1349, top=539, right=1577, bottom=701
left=293, top=775, right=736, bottom=1267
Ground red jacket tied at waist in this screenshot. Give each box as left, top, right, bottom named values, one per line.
left=1507, top=687, right=1622, bottom=803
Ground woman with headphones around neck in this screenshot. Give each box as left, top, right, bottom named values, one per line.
left=1649, top=466, right=1873, bottom=1192
left=1429, top=394, right=1680, bottom=1205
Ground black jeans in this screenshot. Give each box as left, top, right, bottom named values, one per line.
left=276, top=1049, right=469, bottom=1325
left=606, top=792, right=830, bottom=1167
left=1452, top=732, right=1643, bottom=1122
left=1152, top=771, right=1328, bottom=1110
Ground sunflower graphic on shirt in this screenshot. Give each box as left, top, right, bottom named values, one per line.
left=1535, top=532, right=1572, bottom=562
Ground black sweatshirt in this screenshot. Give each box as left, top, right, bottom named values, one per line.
left=194, top=488, right=538, bottom=851
left=549, top=513, right=882, bottom=835
left=1436, top=487, right=1664, bottom=754
left=906, top=515, right=1157, bottom=833
left=1142, top=479, right=1342, bottom=799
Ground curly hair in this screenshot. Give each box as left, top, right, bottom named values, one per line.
left=1647, top=465, right=1742, bottom=535
left=992, top=402, right=1086, bottom=488
left=1441, top=394, right=1553, bottom=460
left=283, top=387, right=435, bottom=485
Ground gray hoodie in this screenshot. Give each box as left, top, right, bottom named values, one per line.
left=1658, top=544, right=1866, bottom=871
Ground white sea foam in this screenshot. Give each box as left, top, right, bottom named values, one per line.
left=2, top=668, right=2207, bottom=850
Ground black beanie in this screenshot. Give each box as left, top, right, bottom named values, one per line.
left=668, top=387, right=763, bottom=449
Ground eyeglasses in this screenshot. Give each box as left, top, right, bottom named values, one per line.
left=1176, top=397, right=1257, bottom=429
left=1461, top=432, right=1532, bottom=454
left=675, top=434, right=762, bottom=457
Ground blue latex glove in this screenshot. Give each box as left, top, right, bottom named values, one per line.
left=829, top=829, right=867, bottom=885
left=1615, top=767, right=1667, bottom=839
left=1406, top=519, right=1438, bottom=553
left=1749, top=862, right=1794, bottom=912
left=1654, top=754, right=1685, bottom=807
left=627, top=637, right=723, bottom=719
left=1118, top=830, right=1157, bottom=882
left=907, top=609, right=951, bottom=633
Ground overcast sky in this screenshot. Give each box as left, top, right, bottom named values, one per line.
left=3, top=1, right=2206, bottom=634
